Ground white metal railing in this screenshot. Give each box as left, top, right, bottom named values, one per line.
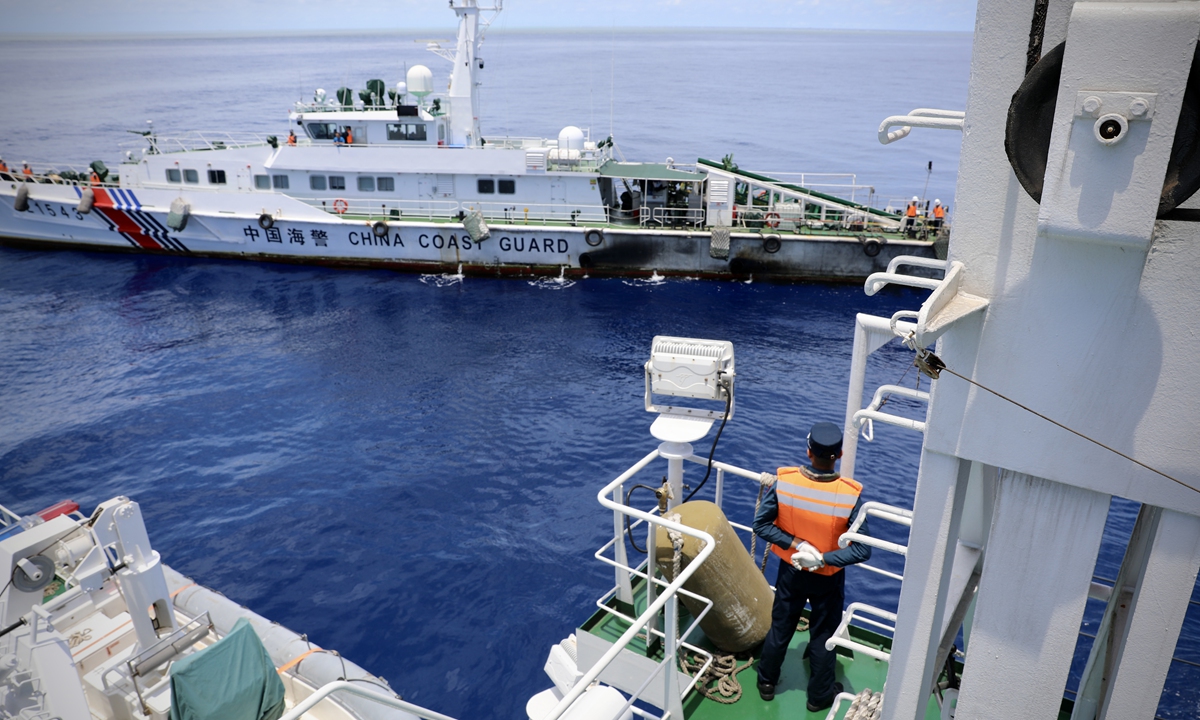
left=853, top=385, right=931, bottom=438
left=120, top=131, right=274, bottom=155
left=827, top=602, right=898, bottom=662
left=463, top=201, right=608, bottom=225
left=730, top=203, right=896, bottom=235
left=297, top=197, right=460, bottom=221
left=643, top=207, right=705, bottom=228
left=544, top=448, right=717, bottom=720
left=878, top=108, right=965, bottom=145
left=278, top=681, right=457, bottom=720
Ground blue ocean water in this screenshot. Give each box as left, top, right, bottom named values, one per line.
left=0, top=25, right=1196, bottom=720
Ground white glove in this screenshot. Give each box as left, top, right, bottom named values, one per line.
left=790, top=541, right=825, bottom=571
left=759, top=472, right=777, bottom=487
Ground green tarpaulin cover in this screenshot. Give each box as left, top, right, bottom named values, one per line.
left=169, top=617, right=286, bottom=720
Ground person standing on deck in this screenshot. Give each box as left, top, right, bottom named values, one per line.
left=753, top=422, right=871, bottom=712
left=931, top=199, right=946, bottom=233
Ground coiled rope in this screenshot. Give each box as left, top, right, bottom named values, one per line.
left=843, top=688, right=884, bottom=720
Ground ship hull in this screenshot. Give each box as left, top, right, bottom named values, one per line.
left=0, top=180, right=935, bottom=282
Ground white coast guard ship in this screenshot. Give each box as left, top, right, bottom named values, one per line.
left=0, top=0, right=945, bottom=282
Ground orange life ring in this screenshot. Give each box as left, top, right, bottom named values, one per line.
left=333, top=198, right=348, bottom=214
left=764, top=211, right=781, bottom=229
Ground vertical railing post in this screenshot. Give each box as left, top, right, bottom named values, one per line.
left=613, top=484, right=634, bottom=607
left=663, top=588, right=684, bottom=720
left=714, top=467, right=725, bottom=509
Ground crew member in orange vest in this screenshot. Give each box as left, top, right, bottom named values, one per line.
left=931, top=199, right=946, bottom=232
left=903, top=195, right=919, bottom=236
left=753, top=422, right=871, bottom=712
left=287, top=130, right=297, bottom=146
left=345, top=128, right=354, bottom=145
left=90, top=170, right=102, bottom=186
left=22, top=162, right=34, bottom=177
left=0, top=157, right=8, bottom=173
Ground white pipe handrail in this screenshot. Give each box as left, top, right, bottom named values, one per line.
left=825, top=603, right=897, bottom=662
left=863, top=271, right=943, bottom=296
left=542, top=458, right=717, bottom=720
left=878, top=108, right=966, bottom=145
left=886, top=255, right=950, bottom=275
left=277, top=680, right=456, bottom=720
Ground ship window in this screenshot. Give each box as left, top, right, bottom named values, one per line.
left=499, top=179, right=515, bottom=194
left=272, top=175, right=289, bottom=189
left=254, top=174, right=270, bottom=190
left=310, top=175, right=327, bottom=191
left=166, top=169, right=181, bottom=183
left=358, top=176, right=375, bottom=192
left=377, top=177, right=394, bottom=192
left=183, top=169, right=199, bottom=184
left=306, top=122, right=338, bottom=140
left=477, top=179, right=495, bottom=194
left=329, top=176, right=346, bottom=191
left=387, top=123, right=427, bottom=142
left=207, top=169, right=227, bottom=185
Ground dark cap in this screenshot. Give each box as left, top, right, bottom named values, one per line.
left=807, top=422, right=843, bottom=459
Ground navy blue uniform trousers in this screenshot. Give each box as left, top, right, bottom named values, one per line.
left=756, top=561, right=844, bottom=704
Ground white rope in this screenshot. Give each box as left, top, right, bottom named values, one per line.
left=842, top=688, right=883, bottom=720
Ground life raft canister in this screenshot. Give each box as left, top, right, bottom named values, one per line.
left=654, top=500, right=774, bottom=653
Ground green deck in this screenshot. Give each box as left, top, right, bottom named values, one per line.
left=581, top=575, right=1073, bottom=720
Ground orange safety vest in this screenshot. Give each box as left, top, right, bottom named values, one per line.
left=934, top=205, right=945, bottom=219
left=0, top=161, right=7, bottom=172
left=22, top=166, right=33, bottom=176
left=287, top=134, right=296, bottom=146
left=345, top=130, right=354, bottom=144
left=771, top=467, right=862, bottom=576
left=90, top=172, right=101, bottom=186
left=905, top=204, right=917, bottom=217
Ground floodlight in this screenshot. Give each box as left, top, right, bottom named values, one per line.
left=645, top=336, right=735, bottom=443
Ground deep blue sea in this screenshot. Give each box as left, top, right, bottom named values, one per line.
left=0, top=26, right=1197, bottom=720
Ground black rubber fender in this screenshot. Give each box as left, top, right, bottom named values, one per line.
left=762, top=234, right=782, bottom=254
left=862, top=237, right=883, bottom=257
left=585, top=228, right=604, bottom=247
left=372, top=220, right=389, bottom=238
left=258, top=213, right=274, bottom=230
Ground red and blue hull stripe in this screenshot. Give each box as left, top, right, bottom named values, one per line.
left=76, top=187, right=189, bottom=252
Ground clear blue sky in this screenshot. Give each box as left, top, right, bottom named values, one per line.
left=2, top=0, right=977, bottom=35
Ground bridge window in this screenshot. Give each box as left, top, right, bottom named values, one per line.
left=183, top=169, right=199, bottom=184
left=329, top=176, right=346, bottom=191
left=207, top=169, right=227, bottom=184
left=310, top=175, right=327, bottom=191
left=306, top=123, right=338, bottom=140
left=272, top=175, right=289, bottom=190
left=387, top=123, right=427, bottom=142
left=499, top=179, right=515, bottom=194
left=377, top=177, right=394, bottom=192
left=358, top=176, right=375, bottom=192
left=166, top=169, right=181, bottom=183
left=477, top=179, right=495, bottom=194
left=254, top=175, right=270, bottom=190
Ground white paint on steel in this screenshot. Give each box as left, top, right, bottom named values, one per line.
left=952, top=471, right=1110, bottom=720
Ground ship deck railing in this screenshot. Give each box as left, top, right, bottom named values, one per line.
left=117, top=131, right=274, bottom=156
left=565, top=448, right=915, bottom=720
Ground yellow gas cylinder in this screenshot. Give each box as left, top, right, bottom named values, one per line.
left=654, top=500, right=774, bottom=653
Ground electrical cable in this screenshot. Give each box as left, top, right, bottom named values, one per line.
left=683, top=381, right=733, bottom=503
left=623, top=484, right=660, bottom=554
